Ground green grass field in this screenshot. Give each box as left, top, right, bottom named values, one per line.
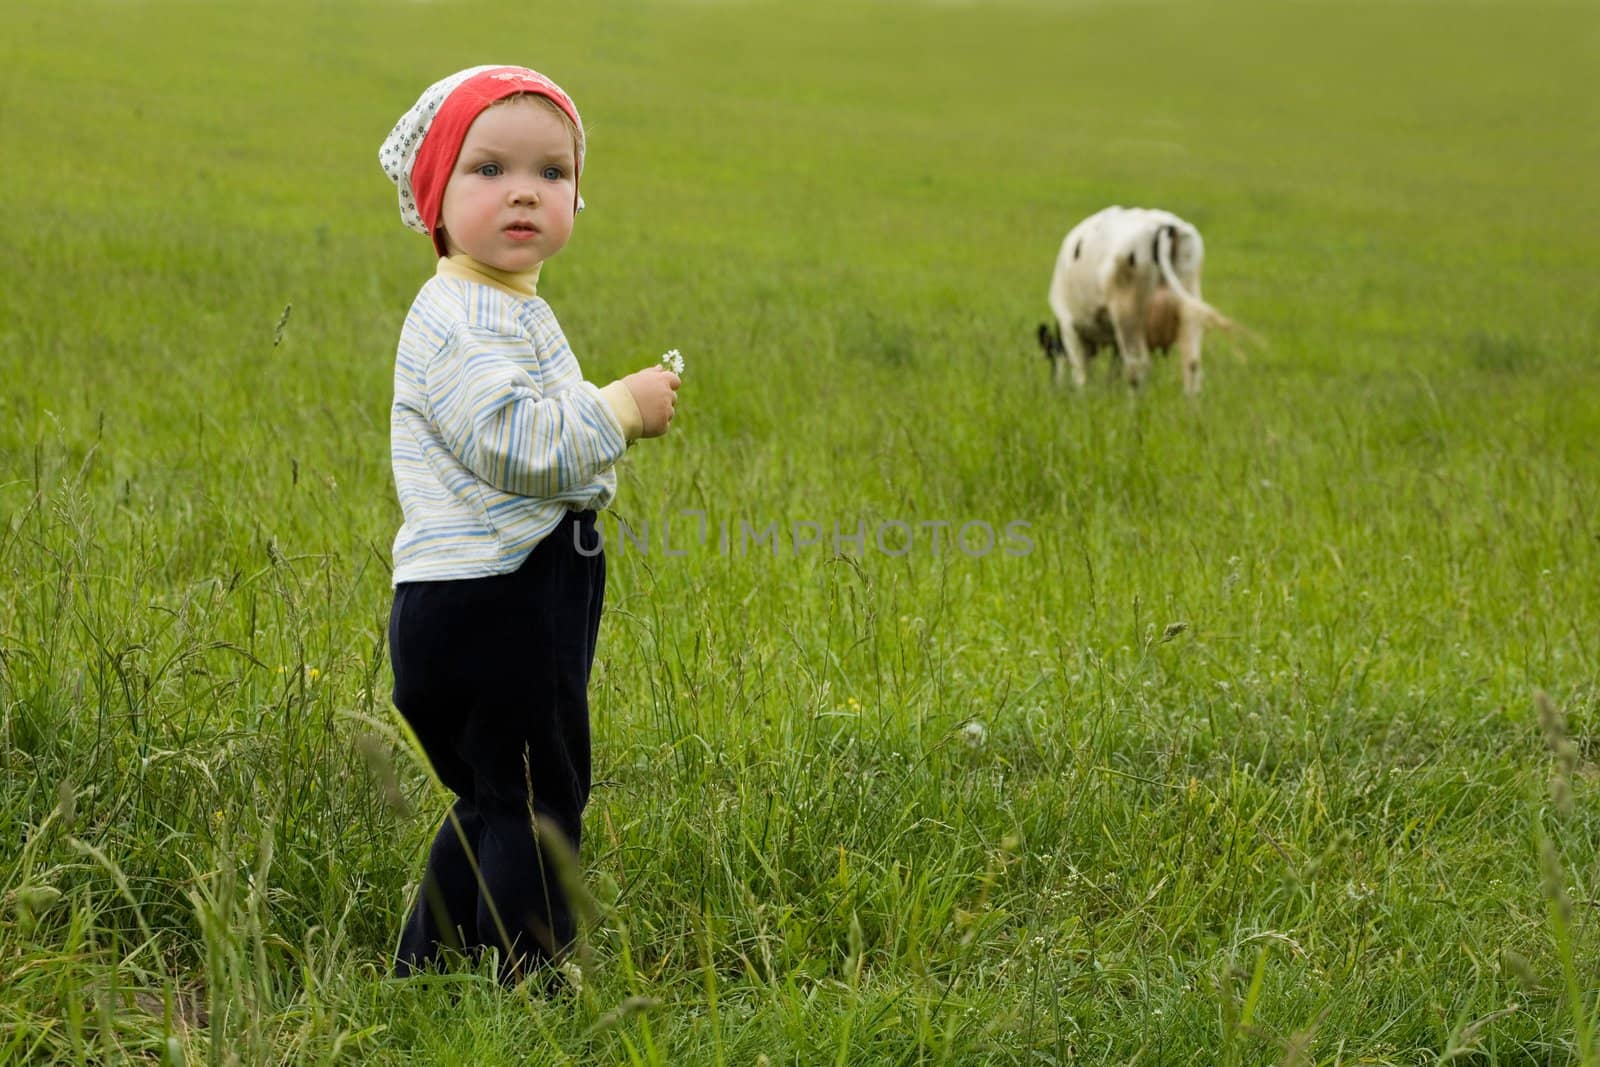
left=2, top=0, right=1598, bottom=1062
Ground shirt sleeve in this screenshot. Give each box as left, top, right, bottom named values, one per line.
left=599, top=379, right=644, bottom=441
left=424, top=323, right=628, bottom=498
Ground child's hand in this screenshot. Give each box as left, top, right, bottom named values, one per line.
left=621, top=366, right=681, bottom=438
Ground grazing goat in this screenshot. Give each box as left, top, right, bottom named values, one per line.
left=1041, top=206, right=1236, bottom=394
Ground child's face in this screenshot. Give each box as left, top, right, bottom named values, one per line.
left=438, top=97, right=577, bottom=271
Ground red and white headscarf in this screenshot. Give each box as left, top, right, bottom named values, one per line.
left=379, top=65, right=586, bottom=256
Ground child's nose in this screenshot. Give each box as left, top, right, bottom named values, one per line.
left=508, top=184, right=540, bottom=206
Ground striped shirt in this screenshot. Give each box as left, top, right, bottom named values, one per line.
left=390, top=264, right=627, bottom=583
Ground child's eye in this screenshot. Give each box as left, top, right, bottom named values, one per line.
left=476, top=163, right=502, bottom=178
left=542, top=165, right=565, bottom=180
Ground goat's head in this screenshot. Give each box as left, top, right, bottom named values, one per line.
left=1036, top=322, right=1064, bottom=363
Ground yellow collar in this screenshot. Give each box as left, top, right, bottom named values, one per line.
left=436, top=254, right=541, bottom=299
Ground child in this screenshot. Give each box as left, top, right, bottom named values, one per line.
left=378, top=65, right=680, bottom=984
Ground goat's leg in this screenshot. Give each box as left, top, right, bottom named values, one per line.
left=1048, top=290, right=1088, bottom=388
left=1109, top=293, right=1151, bottom=389
left=1057, top=325, right=1090, bottom=389
left=1177, top=274, right=1205, bottom=394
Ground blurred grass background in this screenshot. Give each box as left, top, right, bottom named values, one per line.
left=1, top=0, right=1597, bottom=1062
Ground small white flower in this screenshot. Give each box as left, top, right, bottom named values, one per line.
left=960, top=721, right=987, bottom=749
left=659, top=348, right=685, bottom=375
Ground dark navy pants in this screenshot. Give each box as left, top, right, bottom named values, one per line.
left=388, top=511, right=604, bottom=983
